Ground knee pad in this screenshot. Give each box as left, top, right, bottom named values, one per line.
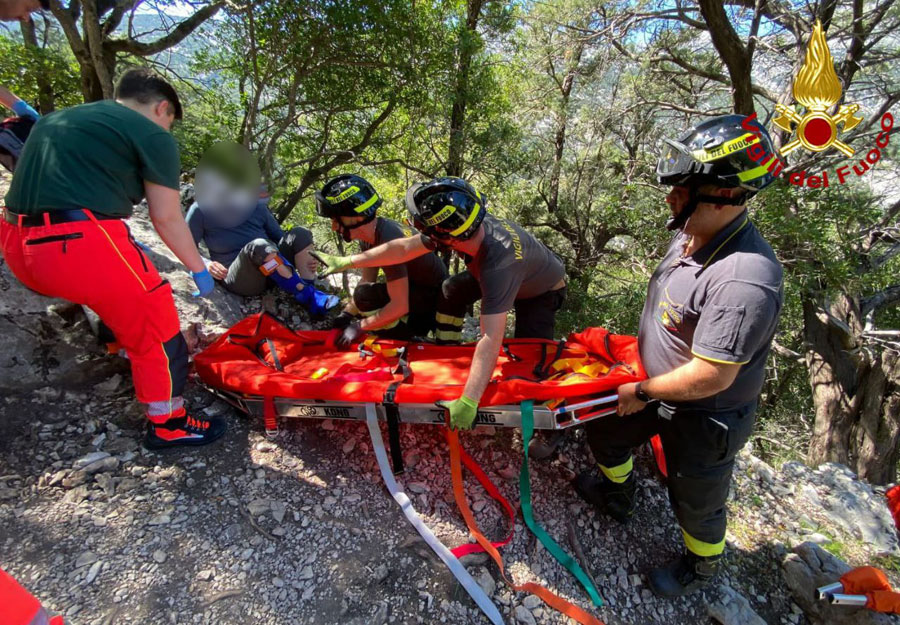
left=245, top=238, right=279, bottom=266
left=441, top=272, right=478, bottom=301
left=353, top=282, right=389, bottom=313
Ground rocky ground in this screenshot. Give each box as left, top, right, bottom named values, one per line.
left=2, top=176, right=900, bottom=625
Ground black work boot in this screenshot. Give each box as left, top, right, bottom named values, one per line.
left=572, top=470, right=636, bottom=523
left=648, top=551, right=722, bottom=598
left=528, top=430, right=567, bottom=461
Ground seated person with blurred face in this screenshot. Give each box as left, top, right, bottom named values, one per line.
left=185, top=142, right=338, bottom=315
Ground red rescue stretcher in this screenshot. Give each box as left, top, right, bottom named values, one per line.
left=194, top=313, right=647, bottom=625
left=194, top=313, right=645, bottom=438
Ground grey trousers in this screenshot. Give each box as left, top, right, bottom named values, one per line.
left=222, top=227, right=314, bottom=296
left=223, top=238, right=279, bottom=296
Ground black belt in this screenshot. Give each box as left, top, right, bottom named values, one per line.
left=3, top=209, right=121, bottom=227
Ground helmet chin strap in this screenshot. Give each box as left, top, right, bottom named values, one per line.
left=338, top=213, right=377, bottom=242
left=665, top=185, right=738, bottom=232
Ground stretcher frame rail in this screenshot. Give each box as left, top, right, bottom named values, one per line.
left=207, top=387, right=618, bottom=430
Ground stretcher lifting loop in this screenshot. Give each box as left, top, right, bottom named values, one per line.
left=520, top=400, right=605, bottom=609
left=447, top=422, right=605, bottom=625
left=365, top=405, right=504, bottom=625
left=263, top=396, right=278, bottom=439
left=448, top=443, right=516, bottom=558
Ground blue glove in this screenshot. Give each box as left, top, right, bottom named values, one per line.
left=133, top=239, right=151, bottom=253
left=12, top=100, right=39, bottom=120
left=191, top=268, right=215, bottom=297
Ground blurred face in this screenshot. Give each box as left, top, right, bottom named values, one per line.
left=0, top=0, right=40, bottom=21
left=195, top=168, right=257, bottom=228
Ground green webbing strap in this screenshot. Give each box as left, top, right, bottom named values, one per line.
left=519, top=400, right=604, bottom=607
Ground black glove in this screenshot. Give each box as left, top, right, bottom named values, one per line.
left=332, top=311, right=356, bottom=330
left=336, top=321, right=362, bottom=348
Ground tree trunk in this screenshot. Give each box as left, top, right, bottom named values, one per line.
left=804, top=292, right=900, bottom=484
left=446, top=0, right=484, bottom=177
left=19, top=20, right=56, bottom=113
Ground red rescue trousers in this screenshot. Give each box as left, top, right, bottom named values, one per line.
left=0, top=209, right=188, bottom=406
left=0, top=568, right=64, bottom=625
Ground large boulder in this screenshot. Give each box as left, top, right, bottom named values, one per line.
left=783, top=461, right=900, bottom=557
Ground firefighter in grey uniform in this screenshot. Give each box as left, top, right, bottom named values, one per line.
left=314, top=174, right=448, bottom=345
left=313, top=177, right=567, bottom=431
left=574, top=115, right=783, bottom=597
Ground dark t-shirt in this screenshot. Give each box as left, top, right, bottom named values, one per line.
left=187, top=201, right=284, bottom=266
left=360, top=218, right=447, bottom=288
left=638, top=211, right=784, bottom=411
left=465, top=216, right=566, bottom=315
left=5, top=101, right=180, bottom=217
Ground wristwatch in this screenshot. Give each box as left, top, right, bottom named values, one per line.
left=634, top=382, right=652, bottom=403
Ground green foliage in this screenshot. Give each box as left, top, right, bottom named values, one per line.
left=0, top=23, right=81, bottom=111
left=3, top=0, right=900, bottom=472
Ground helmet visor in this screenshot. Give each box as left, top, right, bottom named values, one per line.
left=314, top=191, right=332, bottom=217
left=656, top=138, right=698, bottom=182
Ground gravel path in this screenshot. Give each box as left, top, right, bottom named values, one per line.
left=1, top=361, right=812, bottom=625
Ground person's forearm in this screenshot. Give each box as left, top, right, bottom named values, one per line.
left=641, top=358, right=735, bottom=402
left=360, top=301, right=408, bottom=332
left=0, top=86, right=18, bottom=110
left=462, top=333, right=503, bottom=401
left=152, top=215, right=207, bottom=274
left=349, top=237, right=428, bottom=269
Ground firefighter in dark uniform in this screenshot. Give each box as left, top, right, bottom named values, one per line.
left=314, top=174, right=448, bottom=345
left=574, top=115, right=783, bottom=596
left=313, top=177, right=567, bottom=430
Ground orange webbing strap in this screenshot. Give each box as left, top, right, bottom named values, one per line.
left=446, top=429, right=605, bottom=625
left=450, top=444, right=515, bottom=558
left=263, top=396, right=278, bottom=438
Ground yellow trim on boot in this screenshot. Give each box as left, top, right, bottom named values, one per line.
left=681, top=528, right=726, bottom=557
left=598, top=457, right=633, bottom=484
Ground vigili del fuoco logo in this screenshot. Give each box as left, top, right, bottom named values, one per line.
left=768, top=20, right=894, bottom=188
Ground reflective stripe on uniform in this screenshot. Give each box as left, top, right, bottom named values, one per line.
left=681, top=527, right=726, bottom=557
left=435, top=312, right=464, bottom=327
left=435, top=329, right=462, bottom=342
left=599, top=457, right=633, bottom=484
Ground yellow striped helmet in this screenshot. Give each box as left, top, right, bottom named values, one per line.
left=406, top=177, right=487, bottom=242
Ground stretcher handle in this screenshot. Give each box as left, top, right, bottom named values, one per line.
left=817, top=582, right=843, bottom=599
left=555, top=407, right=618, bottom=429
left=826, top=593, right=868, bottom=606
left=553, top=394, right=618, bottom=416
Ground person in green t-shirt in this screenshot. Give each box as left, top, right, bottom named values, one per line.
left=0, top=68, right=226, bottom=450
